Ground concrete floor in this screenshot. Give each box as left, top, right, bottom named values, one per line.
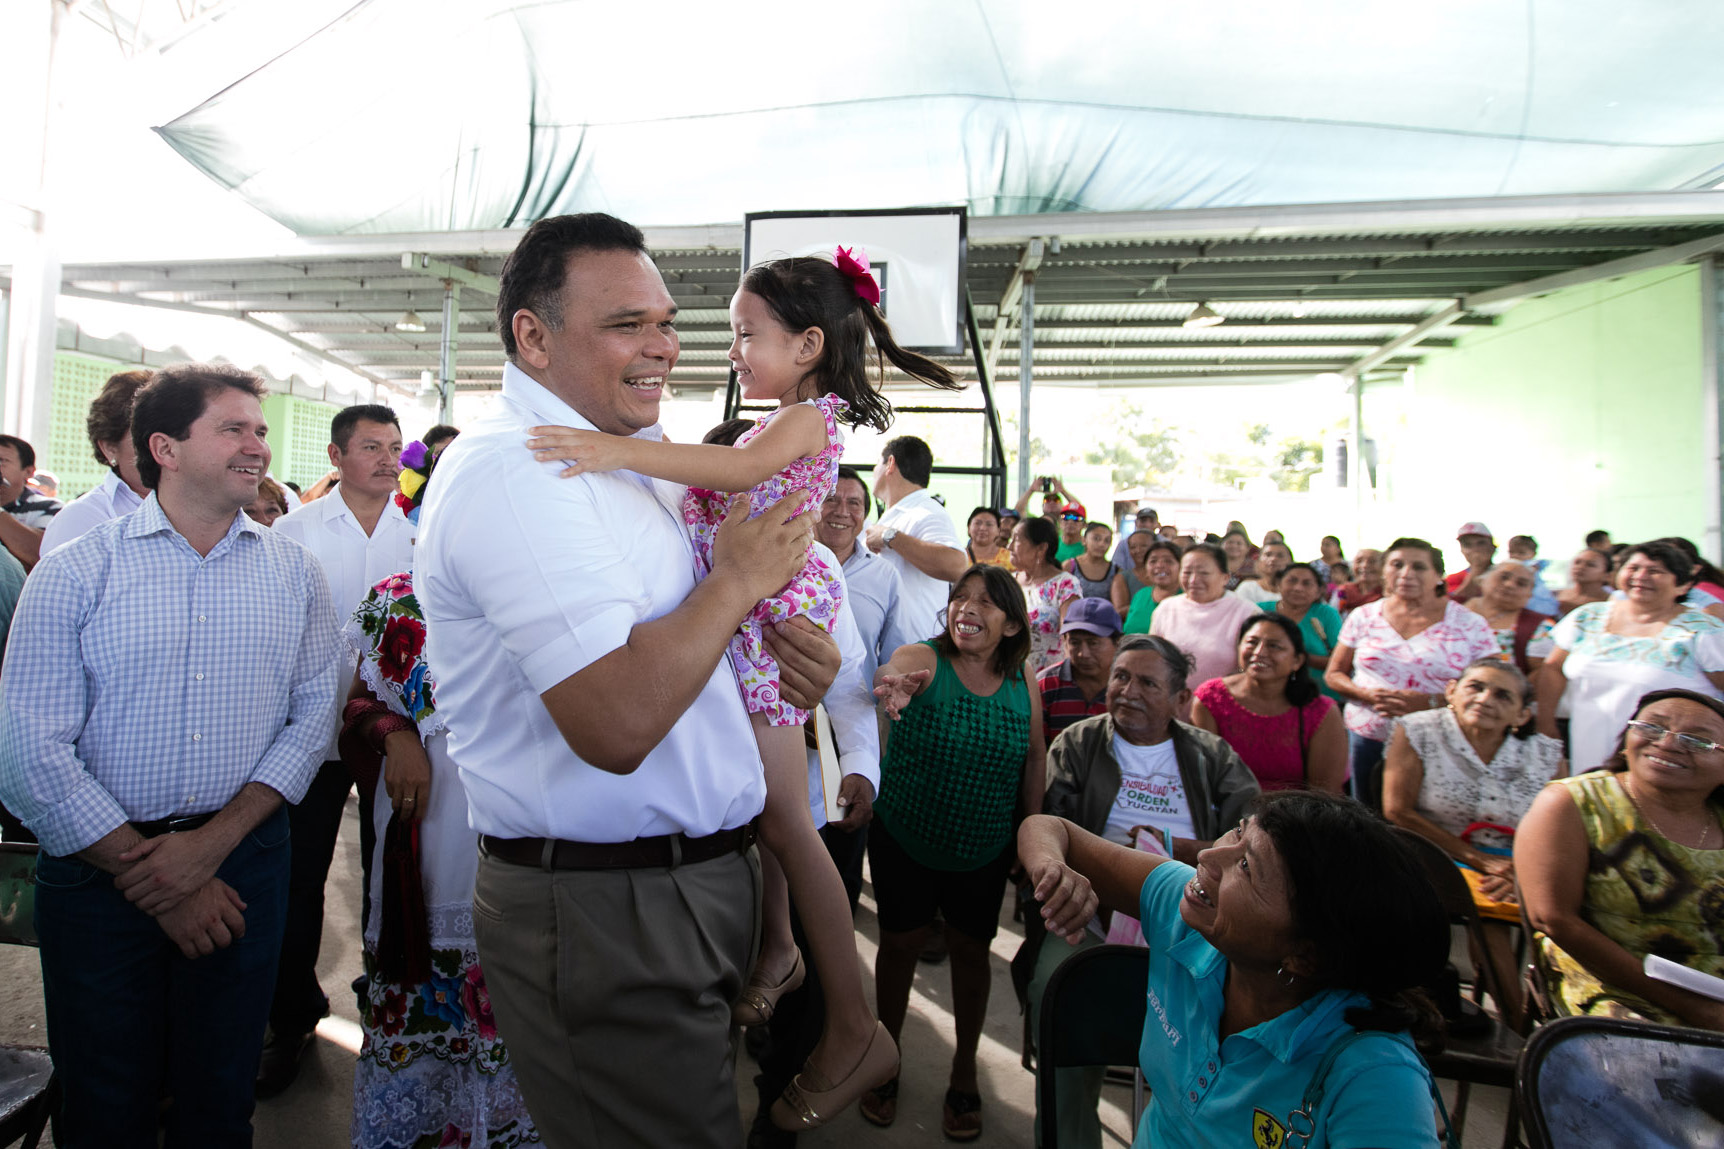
left=0, top=797, right=1516, bottom=1147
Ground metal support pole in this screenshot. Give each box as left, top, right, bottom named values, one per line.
left=1017, top=272, right=1036, bottom=495
left=1702, top=256, right=1723, bottom=564
left=3, top=0, right=62, bottom=447
left=438, top=282, right=460, bottom=424
left=1349, top=376, right=1365, bottom=545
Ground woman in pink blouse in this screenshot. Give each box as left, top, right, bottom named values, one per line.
left=1149, top=543, right=1260, bottom=704
left=1190, top=613, right=1346, bottom=793
left=1325, top=537, right=1498, bottom=811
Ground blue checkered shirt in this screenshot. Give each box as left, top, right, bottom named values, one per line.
left=0, top=494, right=341, bottom=856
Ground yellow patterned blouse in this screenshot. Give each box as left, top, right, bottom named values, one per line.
left=1535, top=770, right=1724, bottom=1023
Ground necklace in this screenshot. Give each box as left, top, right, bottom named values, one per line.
left=1623, top=776, right=1718, bottom=849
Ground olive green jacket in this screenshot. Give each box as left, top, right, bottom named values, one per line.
left=1044, top=713, right=1261, bottom=842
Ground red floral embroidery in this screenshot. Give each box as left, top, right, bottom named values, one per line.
left=378, top=615, right=427, bottom=683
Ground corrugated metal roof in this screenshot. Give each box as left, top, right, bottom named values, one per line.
left=15, top=195, right=1724, bottom=395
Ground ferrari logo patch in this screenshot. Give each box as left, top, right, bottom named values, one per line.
left=1252, top=1108, right=1287, bottom=1149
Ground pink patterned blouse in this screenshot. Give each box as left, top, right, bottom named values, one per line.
left=1336, top=600, right=1498, bottom=742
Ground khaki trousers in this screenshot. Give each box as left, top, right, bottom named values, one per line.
left=472, top=845, right=761, bottom=1148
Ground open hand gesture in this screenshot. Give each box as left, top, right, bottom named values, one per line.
left=528, top=425, right=634, bottom=477
left=874, top=669, right=933, bottom=720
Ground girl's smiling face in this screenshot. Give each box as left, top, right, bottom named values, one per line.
left=728, top=289, right=816, bottom=404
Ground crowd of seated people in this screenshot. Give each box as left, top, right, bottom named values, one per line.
left=5, top=332, right=1724, bottom=1149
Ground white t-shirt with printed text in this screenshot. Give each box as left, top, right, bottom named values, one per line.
left=1102, top=734, right=1196, bottom=847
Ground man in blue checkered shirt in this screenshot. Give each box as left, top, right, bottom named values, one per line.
left=0, top=362, right=342, bottom=1148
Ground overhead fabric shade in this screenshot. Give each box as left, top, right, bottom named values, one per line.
left=155, top=0, right=1724, bottom=236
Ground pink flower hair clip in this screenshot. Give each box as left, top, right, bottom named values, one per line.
left=834, top=245, right=881, bottom=307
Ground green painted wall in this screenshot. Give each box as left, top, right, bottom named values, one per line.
left=1361, top=264, right=1708, bottom=571
left=260, top=393, right=340, bottom=490
left=49, top=352, right=132, bottom=498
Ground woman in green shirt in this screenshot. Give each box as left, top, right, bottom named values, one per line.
left=1121, top=538, right=1183, bottom=634
left=1259, top=562, right=1345, bottom=699
left=864, top=564, right=1047, bottom=1140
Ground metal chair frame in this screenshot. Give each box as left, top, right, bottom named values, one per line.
left=0, top=842, right=53, bottom=1149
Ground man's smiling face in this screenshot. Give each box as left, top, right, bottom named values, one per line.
left=525, top=247, right=680, bottom=435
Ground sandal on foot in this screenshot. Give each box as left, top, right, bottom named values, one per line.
left=731, top=949, right=806, bottom=1027
left=858, top=1074, right=900, bottom=1128
left=771, top=1020, right=900, bottom=1131
left=942, top=1088, right=982, bottom=1142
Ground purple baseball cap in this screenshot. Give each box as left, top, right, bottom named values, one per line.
left=1061, top=597, right=1123, bottom=637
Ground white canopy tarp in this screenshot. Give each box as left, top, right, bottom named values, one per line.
left=145, top=0, right=1724, bottom=234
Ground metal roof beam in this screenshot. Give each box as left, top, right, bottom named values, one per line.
left=1464, top=230, right=1724, bottom=308
left=400, top=253, right=500, bottom=295
left=983, top=239, right=1045, bottom=386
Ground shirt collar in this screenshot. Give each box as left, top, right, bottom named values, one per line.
left=102, top=469, right=145, bottom=512
left=124, top=491, right=262, bottom=548
left=501, top=362, right=666, bottom=444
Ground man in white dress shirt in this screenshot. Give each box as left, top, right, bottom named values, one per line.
left=864, top=435, right=967, bottom=641
left=260, top=403, right=412, bottom=1096
left=414, top=213, right=838, bottom=1147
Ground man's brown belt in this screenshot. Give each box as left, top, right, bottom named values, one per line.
left=479, top=824, right=755, bottom=871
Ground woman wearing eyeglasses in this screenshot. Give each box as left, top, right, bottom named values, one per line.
left=1516, top=688, right=1724, bottom=1028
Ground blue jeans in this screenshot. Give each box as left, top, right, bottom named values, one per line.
left=34, top=806, right=291, bottom=1149
left=1348, top=732, right=1388, bottom=812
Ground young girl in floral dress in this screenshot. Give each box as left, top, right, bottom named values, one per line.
left=527, top=248, right=959, bottom=1129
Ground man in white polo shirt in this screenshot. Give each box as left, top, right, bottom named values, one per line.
left=863, top=435, right=967, bottom=640
left=415, top=213, right=837, bottom=1147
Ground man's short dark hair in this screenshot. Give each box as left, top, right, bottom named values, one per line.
left=496, top=213, right=650, bottom=361
left=422, top=424, right=460, bottom=452
left=132, top=363, right=268, bottom=490
left=881, top=435, right=933, bottom=488
left=0, top=435, right=36, bottom=471
left=331, top=404, right=400, bottom=451
left=1585, top=529, right=1611, bottom=548
left=87, top=369, right=153, bottom=465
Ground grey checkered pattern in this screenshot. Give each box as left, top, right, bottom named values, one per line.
left=0, top=495, right=341, bottom=856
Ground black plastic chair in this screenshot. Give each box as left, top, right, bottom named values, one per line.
left=0, top=843, right=53, bottom=1149
left=1393, top=828, right=1525, bottom=1148
left=1519, top=1015, right=1724, bottom=1148
left=1036, top=943, right=1149, bottom=1148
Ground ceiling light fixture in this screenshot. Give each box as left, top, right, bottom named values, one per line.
left=395, top=309, right=427, bottom=333
left=1183, top=302, right=1224, bottom=328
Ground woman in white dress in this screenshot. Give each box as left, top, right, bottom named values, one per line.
left=1538, top=540, right=1724, bottom=771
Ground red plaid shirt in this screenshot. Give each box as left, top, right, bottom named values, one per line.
left=1037, top=659, right=1108, bottom=748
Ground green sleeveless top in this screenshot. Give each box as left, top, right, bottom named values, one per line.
left=875, top=641, right=1032, bottom=871
left=1536, top=771, right=1724, bottom=1024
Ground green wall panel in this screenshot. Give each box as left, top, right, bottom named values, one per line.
left=50, top=352, right=135, bottom=499
left=261, top=393, right=339, bottom=490
left=1363, top=264, right=1706, bottom=570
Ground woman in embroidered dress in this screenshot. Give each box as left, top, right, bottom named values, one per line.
left=1383, top=658, right=1565, bottom=1029
left=341, top=442, right=538, bottom=1149
left=526, top=249, right=959, bottom=1129
left=1537, top=540, right=1724, bottom=772
left=1325, top=538, right=1498, bottom=812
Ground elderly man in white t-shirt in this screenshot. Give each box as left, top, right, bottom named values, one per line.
left=415, top=213, right=838, bottom=1148
left=863, top=435, right=967, bottom=641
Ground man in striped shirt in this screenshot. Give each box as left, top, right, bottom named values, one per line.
left=0, top=363, right=341, bottom=1147
left=1037, top=598, right=1122, bottom=748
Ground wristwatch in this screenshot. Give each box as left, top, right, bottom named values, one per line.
left=881, top=526, right=900, bottom=548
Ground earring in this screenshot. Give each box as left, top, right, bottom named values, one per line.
left=1276, top=964, right=1298, bottom=987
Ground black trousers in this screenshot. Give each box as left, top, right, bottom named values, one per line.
left=751, top=820, right=869, bottom=1132
left=268, top=759, right=372, bottom=1037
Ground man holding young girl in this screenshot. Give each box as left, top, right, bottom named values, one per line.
left=415, top=213, right=842, bottom=1147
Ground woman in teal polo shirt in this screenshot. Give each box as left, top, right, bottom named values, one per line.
left=1019, top=791, right=1449, bottom=1149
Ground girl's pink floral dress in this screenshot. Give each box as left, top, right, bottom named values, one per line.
left=685, top=394, right=847, bottom=725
